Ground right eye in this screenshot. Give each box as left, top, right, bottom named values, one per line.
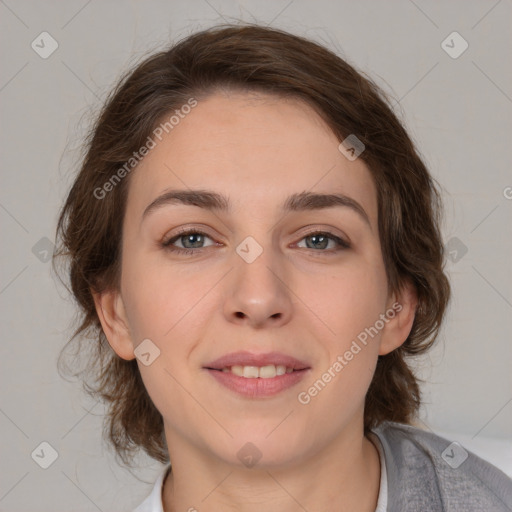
left=162, top=229, right=218, bottom=255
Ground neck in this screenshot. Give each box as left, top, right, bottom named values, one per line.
left=162, top=426, right=381, bottom=512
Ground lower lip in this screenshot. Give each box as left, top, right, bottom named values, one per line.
left=205, top=368, right=310, bottom=398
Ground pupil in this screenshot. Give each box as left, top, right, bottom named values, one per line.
left=185, top=234, right=203, bottom=248
left=308, top=234, right=327, bottom=249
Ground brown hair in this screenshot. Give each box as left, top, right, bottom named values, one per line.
left=53, top=23, right=451, bottom=467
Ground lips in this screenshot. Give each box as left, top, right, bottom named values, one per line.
left=205, top=351, right=310, bottom=371
left=204, top=351, right=311, bottom=398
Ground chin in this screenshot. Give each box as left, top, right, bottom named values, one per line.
left=209, top=425, right=311, bottom=470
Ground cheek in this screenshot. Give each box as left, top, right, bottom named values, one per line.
left=296, top=255, right=386, bottom=399
left=120, top=249, right=211, bottom=341
left=298, top=311, right=381, bottom=427
left=301, top=256, right=388, bottom=338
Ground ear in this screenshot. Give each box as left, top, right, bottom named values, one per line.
left=92, top=288, right=135, bottom=361
left=378, top=279, right=418, bottom=356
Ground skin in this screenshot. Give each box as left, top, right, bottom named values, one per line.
left=94, top=90, right=417, bottom=512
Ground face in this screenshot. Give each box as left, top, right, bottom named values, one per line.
left=99, top=90, right=414, bottom=469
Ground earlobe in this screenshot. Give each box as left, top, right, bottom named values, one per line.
left=378, top=280, right=418, bottom=356
left=92, top=289, right=135, bottom=361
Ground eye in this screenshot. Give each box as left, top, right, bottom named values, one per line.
left=162, top=229, right=217, bottom=255
left=162, top=228, right=350, bottom=256
left=295, top=231, right=350, bottom=253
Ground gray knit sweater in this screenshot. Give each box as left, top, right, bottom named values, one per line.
left=371, top=421, right=512, bottom=511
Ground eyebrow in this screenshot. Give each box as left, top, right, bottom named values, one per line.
left=142, top=189, right=371, bottom=228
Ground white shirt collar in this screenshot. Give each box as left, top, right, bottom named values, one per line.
left=132, top=465, right=170, bottom=512
left=369, top=431, right=389, bottom=512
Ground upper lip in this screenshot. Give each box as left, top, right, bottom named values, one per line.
left=205, top=351, right=310, bottom=371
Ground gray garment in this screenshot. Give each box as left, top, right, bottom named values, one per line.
left=371, top=421, right=512, bottom=511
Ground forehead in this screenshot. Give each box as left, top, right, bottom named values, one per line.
left=125, top=91, right=378, bottom=227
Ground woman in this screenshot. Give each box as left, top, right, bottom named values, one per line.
left=53, top=24, right=512, bottom=511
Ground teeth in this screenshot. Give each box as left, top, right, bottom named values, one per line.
left=231, top=365, right=244, bottom=377
left=243, top=366, right=259, bottom=379
left=259, top=365, right=276, bottom=378
left=225, top=364, right=293, bottom=378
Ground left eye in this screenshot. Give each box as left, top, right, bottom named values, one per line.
left=296, top=232, right=350, bottom=251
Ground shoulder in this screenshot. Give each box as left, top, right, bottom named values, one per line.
left=371, top=421, right=512, bottom=512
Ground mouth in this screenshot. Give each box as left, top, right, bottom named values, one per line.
left=216, top=364, right=296, bottom=378
left=203, top=351, right=311, bottom=398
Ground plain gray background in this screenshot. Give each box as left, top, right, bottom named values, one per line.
left=1, top=1, right=511, bottom=510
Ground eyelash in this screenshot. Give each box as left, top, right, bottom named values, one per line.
left=161, top=228, right=350, bottom=256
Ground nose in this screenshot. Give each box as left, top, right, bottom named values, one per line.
left=223, top=244, right=294, bottom=329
